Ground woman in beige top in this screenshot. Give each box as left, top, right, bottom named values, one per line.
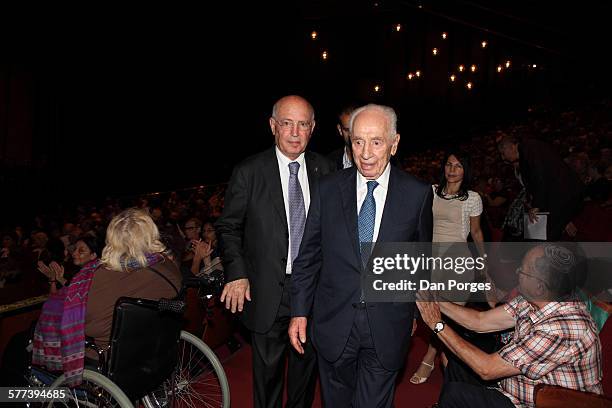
left=411, top=150, right=486, bottom=384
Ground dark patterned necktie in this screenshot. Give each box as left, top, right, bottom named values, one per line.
left=288, top=162, right=306, bottom=263
left=358, top=180, right=378, bottom=267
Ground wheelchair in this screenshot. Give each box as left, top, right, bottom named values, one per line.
left=27, top=272, right=230, bottom=408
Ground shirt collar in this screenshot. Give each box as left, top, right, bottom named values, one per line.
left=356, top=162, right=391, bottom=191
left=342, top=147, right=353, bottom=168
left=276, top=146, right=306, bottom=169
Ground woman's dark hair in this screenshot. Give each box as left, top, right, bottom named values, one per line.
left=202, top=217, right=218, bottom=227
left=77, top=235, right=102, bottom=258
left=436, top=150, right=472, bottom=201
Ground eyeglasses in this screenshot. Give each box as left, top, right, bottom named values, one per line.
left=515, top=266, right=549, bottom=288
left=274, top=118, right=313, bottom=131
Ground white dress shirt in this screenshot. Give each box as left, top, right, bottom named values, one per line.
left=276, top=146, right=310, bottom=273
left=356, top=163, right=390, bottom=243
left=342, top=147, right=353, bottom=169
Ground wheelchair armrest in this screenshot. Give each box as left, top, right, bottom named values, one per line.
left=85, top=337, right=108, bottom=373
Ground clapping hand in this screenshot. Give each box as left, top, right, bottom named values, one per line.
left=38, top=261, right=65, bottom=284
left=192, top=240, right=213, bottom=259
left=49, top=261, right=65, bottom=284
left=37, top=261, right=55, bottom=280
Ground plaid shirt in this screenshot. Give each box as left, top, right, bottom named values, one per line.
left=497, top=296, right=603, bottom=408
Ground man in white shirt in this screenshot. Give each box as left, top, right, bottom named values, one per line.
left=290, top=104, right=433, bottom=407
left=328, top=104, right=357, bottom=170
left=217, top=95, right=334, bottom=408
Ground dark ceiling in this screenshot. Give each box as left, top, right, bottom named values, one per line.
left=1, top=0, right=610, bottom=205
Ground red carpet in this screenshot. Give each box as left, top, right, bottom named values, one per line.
left=219, top=323, right=442, bottom=407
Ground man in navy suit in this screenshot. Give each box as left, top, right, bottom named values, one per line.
left=289, top=104, right=433, bottom=407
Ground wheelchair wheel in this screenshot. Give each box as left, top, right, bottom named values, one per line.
left=43, top=368, right=133, bottom=408
left=142, top=330, right=230, bottom=408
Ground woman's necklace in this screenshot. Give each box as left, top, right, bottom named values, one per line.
left=442, top=187, right=460, bottom=199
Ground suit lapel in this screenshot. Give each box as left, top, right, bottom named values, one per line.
left=340, top=168, right=361, bottom=265
left=263, top=148, right=288, bottom=232
left=305, top=151, right=320, bottom=182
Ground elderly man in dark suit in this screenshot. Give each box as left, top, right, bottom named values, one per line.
left=289, top=104, right=433, bottom=407
left=216, top=95, right=334, bottom=408
left=498, top=135, right=584, bottom=240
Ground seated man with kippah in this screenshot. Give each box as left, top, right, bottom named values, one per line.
left=417, top=244, right=603, bottom=408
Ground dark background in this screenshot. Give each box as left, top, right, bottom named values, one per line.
left=1, top=1, right=611, bottom=218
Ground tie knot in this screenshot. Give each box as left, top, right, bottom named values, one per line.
left=289, top=162, right=300, bottom=175
left=366, top=180, right=378, bottom=195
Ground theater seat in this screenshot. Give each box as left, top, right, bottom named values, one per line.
left=534, top=385, right=612, bottom=408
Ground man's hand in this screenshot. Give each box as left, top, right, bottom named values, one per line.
left=288, top=317, right=308, bottom=354
left=527, top=207, right=540, bottom=223
left=416, top=297, right=442, bottom=331
left=220, top=278, right=251, bottom=313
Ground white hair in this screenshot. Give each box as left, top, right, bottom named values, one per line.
left=349, top=104, right=397, bottom=139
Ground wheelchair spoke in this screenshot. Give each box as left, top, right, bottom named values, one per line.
left=142, top=331, right=229, bottom=408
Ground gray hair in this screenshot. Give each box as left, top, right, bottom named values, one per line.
left=349, top=104, right=398, bottom=140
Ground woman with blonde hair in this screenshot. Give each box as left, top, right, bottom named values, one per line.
left=32, top=208, right=181, bottom=386
left=86, top=208, right=182, bottom=346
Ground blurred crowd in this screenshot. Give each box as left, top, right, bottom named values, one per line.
left=2, top=100, right=611, bottom=290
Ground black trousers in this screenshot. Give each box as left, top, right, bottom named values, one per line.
left=439, top=325, right=513, bottom=408
left=251, top=275, right=317, bottom=408
left=442, top=319, right=499, bottom=387
left=438, top=382, right=514, bottom=408
left=318, top=304, right=397, bottom=408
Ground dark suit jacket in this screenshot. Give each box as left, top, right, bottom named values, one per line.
left=519, top=139, right=584, bottom=239
left=327, top=147, right=347, bottom=171
left=216, top=147, right=334, bottom=334
left=291, top=165, right=433, bottom=371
